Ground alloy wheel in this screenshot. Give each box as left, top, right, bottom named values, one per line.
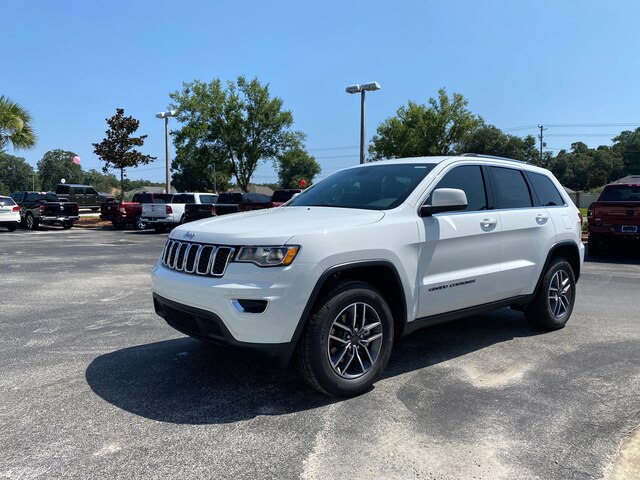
left=327, top=302, right=384, bottom=379
left=548, top=270, right=571, bottom=319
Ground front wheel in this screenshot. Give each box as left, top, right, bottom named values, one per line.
left=525, top=257, right=576, bottom=330
left=295, top=280, right=394, bottom=397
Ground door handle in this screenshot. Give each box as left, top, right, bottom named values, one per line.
left=481, top=218, right=498, bottom=228
left=536, top=213, right=549, bottom=224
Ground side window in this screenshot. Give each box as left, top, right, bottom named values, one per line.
left=490, top=167, right=533, bottom=209
left=429, top=165, right=488, bottom=212
left=12, top=193, right=24, bottom=203
left=57, top=185, right=69, bottom=194
left=71, top=187, right=84, bottom=195
left=86, top=187, right=98, bottom=195
left=527, top=172, right=565, bottom=207
left=26, top=193, right=38, bottom=202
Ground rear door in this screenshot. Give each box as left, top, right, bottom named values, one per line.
left=417, top=164, right=502, bottom=317
left=488, top=166, right=557, bottom=298
left=71, top=187, right=86, bottom=207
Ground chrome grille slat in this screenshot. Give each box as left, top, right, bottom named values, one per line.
left=161, top=240, right=233, bottom=278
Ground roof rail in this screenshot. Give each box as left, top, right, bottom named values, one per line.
left=460, top=153, right=529, bottom=164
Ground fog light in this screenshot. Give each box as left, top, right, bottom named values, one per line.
left=231, top=299, right=268, bottom=314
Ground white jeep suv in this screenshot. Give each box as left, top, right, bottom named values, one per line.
left=151, top=155, right=584, bottom=396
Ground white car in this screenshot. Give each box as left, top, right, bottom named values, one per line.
left=0, top=196, right=20, bottom=231
left=151, top=155, right=584, bottom=396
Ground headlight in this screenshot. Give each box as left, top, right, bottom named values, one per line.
left=235, top=246, right=300, bottom=267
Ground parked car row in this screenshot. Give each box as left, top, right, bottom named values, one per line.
left=1, top=188, right=302, bottom=233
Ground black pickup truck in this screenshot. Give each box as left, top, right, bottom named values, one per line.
left=10, top=191, right=80, bottom=230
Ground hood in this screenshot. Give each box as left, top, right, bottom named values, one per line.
left=170, top=206, right=385, bottom=245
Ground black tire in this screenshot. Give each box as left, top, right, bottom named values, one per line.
left=153, top=224, right=166, bottom=234
left=112, top=220, right=126, bottom=230
left=525, top=257, right=576, bottom=330
left=295, top=280, right=394, bottom=397
left=133, top=215, right=147, bottom=231
left=25, top=213, right=39, bottom=230
left=588, top=235, right=602, bottom=256
left=62, top=221, right=73, bottom=230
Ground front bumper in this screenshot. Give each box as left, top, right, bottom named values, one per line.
left=153, top=293, right=296, bottom=363
left=151, top=259, right=322, bottom=345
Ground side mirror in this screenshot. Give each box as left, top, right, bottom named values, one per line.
left=419, top=188, right=468, bottom=217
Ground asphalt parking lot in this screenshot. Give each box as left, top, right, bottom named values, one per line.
left=1, top=227, right=639, bottom=479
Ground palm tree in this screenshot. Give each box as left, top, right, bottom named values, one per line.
left=0, top=96, right=36, bottom=150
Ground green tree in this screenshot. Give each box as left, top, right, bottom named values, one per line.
left=93, top=108, right=156, bottom=200
left=0, top=152, right=37, bottom=193
left=369, top=88, right=482, bottom=160
left=171, top=144, right=232, bottom=192
left=548, top=142, right=624, bottom=190
left=0, top=96, right=36, bottom=151
left=37, top=149, right=82, bottom=191
left=277, top=148, right=321, bottom=188
left=458, top=125, right=539, bottom=163
left=169, top=76, right=304, bottom=192
left=612, top=128, right=640, bottom=174
left=83, top=168, right=119, bottom=193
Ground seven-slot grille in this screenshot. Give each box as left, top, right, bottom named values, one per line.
left=161, top=240, right=235, bottom=277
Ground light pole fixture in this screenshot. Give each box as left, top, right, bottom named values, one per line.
left=345, top=81, right=381, bottom=164
left=156, top=110, right=176, bottom=194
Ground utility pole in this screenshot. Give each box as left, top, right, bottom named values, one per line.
left=538, top=125, right=547, bottom=164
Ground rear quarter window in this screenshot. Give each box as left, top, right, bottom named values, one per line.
left=527, top=172, right=565, bottom=206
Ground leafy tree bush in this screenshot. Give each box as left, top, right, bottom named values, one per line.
left=170, top=76, right=304, bottom=191
left=93, top=108, right=156, bottom=200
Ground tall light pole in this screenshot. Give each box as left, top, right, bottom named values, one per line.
left=346, top=81, right=381, bottom=164
left=156, top=110, right=176, bottom=193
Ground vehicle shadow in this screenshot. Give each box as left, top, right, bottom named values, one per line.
left=584, top=246, right=640, bottom=265
left=86, top=308, right=542, bottom=425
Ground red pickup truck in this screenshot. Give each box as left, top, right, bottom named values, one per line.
left=101, top=193, right=173, bottom=230
left=587, top=181, right=640, bottom=255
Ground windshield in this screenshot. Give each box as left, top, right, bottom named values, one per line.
left=288, top=163, right=435, bottom=210
left=600, top=185, right=640, bottom=201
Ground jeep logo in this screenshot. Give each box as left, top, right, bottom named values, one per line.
left=183, top=231, right=196, bottom=239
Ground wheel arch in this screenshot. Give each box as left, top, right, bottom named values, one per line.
left=291, top=261, right=408, bottom=349
left=533, top=241, right=582, bottom=297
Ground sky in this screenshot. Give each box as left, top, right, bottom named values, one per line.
left=3, top=0, right=640, bottom=186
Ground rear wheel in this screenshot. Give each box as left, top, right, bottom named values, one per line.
left=588, top=235, right=602, bottom=256
left=296, top=280, right=394, bottom=397
left=525, top=257, right=576, bottom=330
left=133, top=215, right=147, bottom=231
left=25, top=213, right=39, bottom=230
left=62, top=221, right=73, bottom=229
